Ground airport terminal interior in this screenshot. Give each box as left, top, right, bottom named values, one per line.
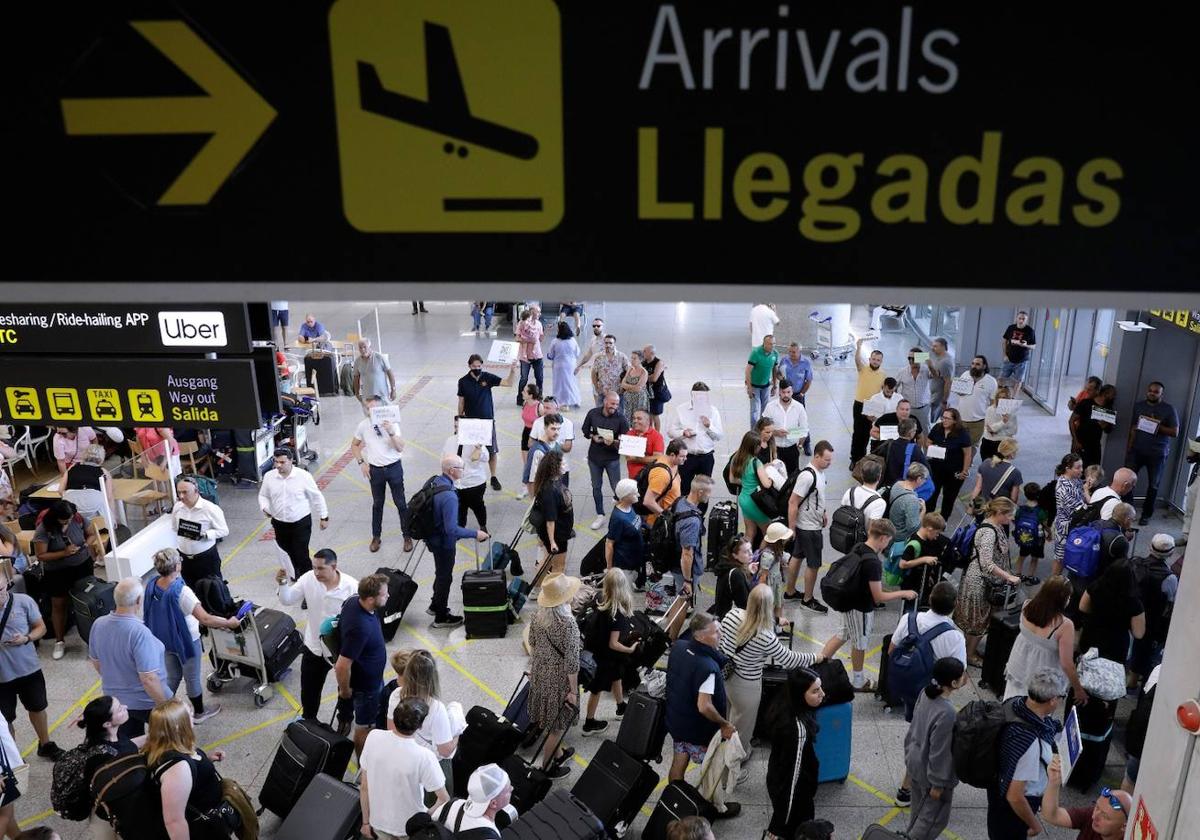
left=2, top=299, right=1197, bottom=840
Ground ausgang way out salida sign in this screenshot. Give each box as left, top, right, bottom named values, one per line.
left=6, top=1, right=1196, bottom=290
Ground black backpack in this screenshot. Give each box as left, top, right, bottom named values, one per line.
left=820, top=549, right=868, bottom=613
left=1132, top=555, right=1174, bottom=642
left=952, top=699, right=1023, bottom=788
left=192, top=575, right=236, bottom=618
left=1037, top=480, right=1058, bottom=524
left=829, top=487, right=880, bottom=554
left=408, top=476, right=452, bottom=541
left=633, top=462, right=675, bottom=517
left=722, top=453, right=741, bottom=494
left=1068, top=497, right=1108, bottom=531
left=52, top=742, right=114, bottom=820
left=647, top=500, right=701, bottom=573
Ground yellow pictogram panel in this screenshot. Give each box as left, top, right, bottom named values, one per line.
left=47, top=388, right=83, bottom=421
left=330, top=0, right=563, bottom=232
left=5, top=388, right=41, bottom=421
left=127, top=389, right=163, bottom=422
left=87, top=388, right=124, bottom=422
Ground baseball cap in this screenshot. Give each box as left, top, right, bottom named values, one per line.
left=1151, top=533, right=1176, bottom=553
left=614, top=478, right=639, bottom=501
left=465, top=763, right=510, bottom=816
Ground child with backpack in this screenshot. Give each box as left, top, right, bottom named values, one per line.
left=902, top=657, right=967, bottom=840
left=1012, top=482, right=1046, bottom=579
left=897, top=512, right=952, bottom=612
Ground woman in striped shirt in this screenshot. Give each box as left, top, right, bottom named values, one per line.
left=719, top=585, right=821, bottom=749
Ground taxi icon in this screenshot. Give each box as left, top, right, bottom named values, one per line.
left=94, top=397, right=118, bottom=419
left=11, top=390, right=35, bottom=415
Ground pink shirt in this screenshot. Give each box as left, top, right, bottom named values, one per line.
left=136, top=427, right=179, bottom=458
left=53, top=427, right=97, bottom=466
left=517, top=319, right=544, bottom=361
left=521, top=402, right=541, bottom=429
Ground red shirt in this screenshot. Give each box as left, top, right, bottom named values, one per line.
left=626, top=427, right=664, bottom=479
left=1068, top=807, right=1104, bottom=840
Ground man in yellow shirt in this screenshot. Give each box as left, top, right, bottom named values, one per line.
left=851, top=335, right=886, bottom=468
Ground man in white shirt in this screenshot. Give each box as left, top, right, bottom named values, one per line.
left=443, top=416, right=491, bottom=531
left=762, top=381, right=809, bottom=475
left=360, top=697, right=449, bottom=840
left=841, top=457, right=888, bottom=523
left=749, top=302, right=780, bottom=347
left=353, top=395, right=414, bottom=555
left=1093, top=468, right=1135, bottom=521
left=529, top=395, right=575, bottom=484
left=666, top=382, right=724, bottom=494
left=259, top=447, right=329, bottom=579
left=276, top=548, right=358, bottom=722
left=436, top=763, right=514, bottom=836
left=862, top=378, right=902, bottom=425
left=171, top=475, right=229, bottom=585
left=895, top=347, right=933, bottom=412
left=574, top=316, right=607, bottom=372
left=785, top=440, right=834, bottom=613
left=947, top=355, right=998, bottom=449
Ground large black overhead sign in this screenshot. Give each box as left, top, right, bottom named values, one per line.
left=0, top=358, right=262, bottom=429
left=0, top=305, right=252, bottom=355
left=7, top=2, right=1197, bottom=291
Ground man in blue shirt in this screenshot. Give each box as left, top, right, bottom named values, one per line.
left=457, top=354, right=519, bottom=491
left=1124, top=381, right=1180, bottom=526
left=427, top=455, right=489, bottom=628
left=335, top=573, right=391, bottom=756
left=672, top=475, right=711, bottom=600
left=88, top=577, right=169, bottom=737
left=778, top=342, right=815, bottom=455
left=296, top=313, right=330, bottom=346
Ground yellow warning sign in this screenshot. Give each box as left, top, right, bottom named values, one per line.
left=127, top=389, right=163, bottom=422
left=5, top=388, right=41, bottom=421
left=87, top=388, right=124, bottom=422
left=330, top=0, right=563, bottom=233
left=47, top=387, right=83, bottom=421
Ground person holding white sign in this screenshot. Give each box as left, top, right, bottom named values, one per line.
left=1041, top=754, right=1130, bottom=840
left=666, top=382, right=724, bottom=495
left=1124, top=381, right=1180, bottom=526
left=947, top=355, right=998, bottom=451
left=1069, top=383, right=1117, bottom=468
left=926, top=408, right=974, bottom=520
left=981, top=385, right=1020, bottom=463
left=352, top=395, right=413, bottom=555
left=895, top=346, right=932, bottom=415
left=457, top=353, right=520, bottom=491
left=762, top=381, right=808, bottom=476
left=170, top=475, right=229, bottom=585
left=443, top=416, right=490, bottom=531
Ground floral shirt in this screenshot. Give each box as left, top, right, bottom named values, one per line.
left=517, top=318, right=544, bottom=361
left=592, top=350, right=629, bottom=397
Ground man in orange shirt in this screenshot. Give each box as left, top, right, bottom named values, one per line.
left=625, top=409, right=665, bottom=480
left=640, top=440, right=687, bottom=526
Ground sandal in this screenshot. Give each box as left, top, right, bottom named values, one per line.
left=967, top=656, right=985, bottom=668
left=854, top=679, right=876, bottom=693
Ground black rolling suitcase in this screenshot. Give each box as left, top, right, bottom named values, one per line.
left=501, top=789, right=605, bottom=840
left=304, top=354, right=338, bottom=396
left=705, top=500, right=738, bottom=564
left=875, top=632, right=901, bottom=709
left=642, top=780, right=717, bottom=840
left=615, top=689, right=668, bottom=763
left=453, top=675, right=529, bottom=792
left=463, top=547, right=508, bottom=638
left=500, top=703, right=569, bottom=813
left=979, top=607, right=1021, bottom=696
left=755, top=665, right=790, bottom=740
left=1068, top=692, right=1119, bottom=792
left=579, top=538, right=607, bottom=577
left=629, top=611, right=670, bottom=670
left=376, top=552, right=421, bottom=641
left=570, top=739, right=659, bottom=834
left=275, top=772, right=360, bottom=840
left=253, top=607, right=304, bottom=681
left=70, top=576, right=115, bottom=644
left=258, top=717, right=355, bottom=818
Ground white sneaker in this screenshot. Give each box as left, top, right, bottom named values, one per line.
left=52, top=641, right=66, bottom=661
left=516, top=490, right=528, bottom=500
left=590, top=515, right=605, bottom=531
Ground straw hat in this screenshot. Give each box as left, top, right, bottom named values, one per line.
left=764, top=521, right=793, bottom=544
left=537, top=572, right=581, bottom=608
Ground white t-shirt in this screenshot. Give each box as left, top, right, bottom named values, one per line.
left=442, top=436, right=490, bottom=489
left=791, top=466, right=827, bottom=531
left=699, top=674, right=716, bottom=695
left=891, top=611, right=967, bottom=665
left=360, top=730, right=446, bottom=835
left=750, top=304, right=780, bottom=347
left=1091, top=487, right=1121, bottom=521
left=841, top=485, right=887, bottom=522
left=530, top=416, right=574, bottom=473
left=387, top=692, right=454, bottom=756
left=1012, top=737, right=1053, bottom=796
left=178, top=585, right=201, bottom=641
left=355, top=418, right=403, bottom=467
left=762, top=399, right=809, bottom=450
left=948, top=373, right=997, bottom=422
left=862, top=391, right=902, bottom=419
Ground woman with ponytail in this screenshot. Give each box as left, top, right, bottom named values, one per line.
left=903, top=657, right=967, bottom=840
left=79, top=696, right=146, bottom=840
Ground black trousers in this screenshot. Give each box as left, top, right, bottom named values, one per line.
left=431, top=547, right=456, bottom=618
left=678, top=450, right=715, bottom=496
left=929, top=467, right=966, bottom=520
left=777, top=445, right=800, bottom=475
left=273, top=515, right=313, bottom=578
left=457, top=484, right=488, bottom=529
left=300, top=647, right=336, bottom=720
left=119, top=707, right=152, bottom=739
left=850, top=400, right=871, bottom=464
left=179, top=545, right=223, bottom=587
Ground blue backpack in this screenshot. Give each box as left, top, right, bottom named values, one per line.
left=901, top=443, right=936, bottom=502
left=888, top=610, right=954, bottom=706
left=1063, top=523, right=1103, bottom=577
left=1013, top=506, right=1042, bottom=552
left=949, top=518, right=978, bottom=562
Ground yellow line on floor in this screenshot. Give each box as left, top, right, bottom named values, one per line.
left=20, top=677, right=103, bottom=758
left=441, top=639, right=476, bottom=654
left=401, top=626, right=505, bottom=705
left=276, top=683, right=303, bottom=714
left=220, top=518, right=270, bottom=568
left=202, top=709, right=296, bottom=751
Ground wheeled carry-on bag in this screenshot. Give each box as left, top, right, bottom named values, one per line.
left=255, top=608, right=304, bottom=681
left=274, top=772, right=360, bottom=840
left=463, top=541, right=508, bottom=639
left=979, top=606, right=1021, bottom=696
left=615, top=689, right=668, bottom=763
left=375, top=551, right=421, bottom=641
left=501, top=788, right=605, bottom=840
left=570, top=739, right=659, bottom=835
left=705, top=501, right=738, bottom=564
left=642, top=780, right=718, bottom=840
left=814, top=702, right=853, bottom=783
left=258, top=716, right=354, bottom=818
left=304, top=354, right=338, bottom=396
left=70, top=576, right=116, bottom=644
left=453, top=674, right=529, bottom=792
left=500, top=702, right=569, bottom=814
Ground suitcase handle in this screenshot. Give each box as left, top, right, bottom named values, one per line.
left=403, top=541, right=426, bottom=577
left=533, top=699, right=574, bottom=765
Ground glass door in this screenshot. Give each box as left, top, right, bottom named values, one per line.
left=1022, top=308, right=1073, bottom=413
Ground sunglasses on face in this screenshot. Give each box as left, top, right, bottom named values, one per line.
left=1099, top=788, right=1124, bottom=811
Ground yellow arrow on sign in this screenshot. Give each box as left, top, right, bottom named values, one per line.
left=60, top=20, right=276, bottom=206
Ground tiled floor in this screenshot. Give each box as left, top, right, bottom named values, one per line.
left=13, top=301, right=1181, bottom=839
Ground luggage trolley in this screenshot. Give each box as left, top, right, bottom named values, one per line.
left=806, top=310, right=854, bottom=367
left=207, top=604, right=299, bottom=707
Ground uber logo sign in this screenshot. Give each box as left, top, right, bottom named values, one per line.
left=158, top=311, right=227, bottom=346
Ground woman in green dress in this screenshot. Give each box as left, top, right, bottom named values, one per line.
left=728, top=430, right=776, bottom=546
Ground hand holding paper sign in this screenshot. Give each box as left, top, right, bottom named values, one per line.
left=691, top=391, right=712, bottom=419
left=488, top=340, right=520, bottom=364
left=369, top=404, right=401, bottom=430
left=878, top=425, right=900, bottom=441
left=618, top=435, right=647, bottom=457
left=1137, top=415, right=1161, bottom=435
left=457, top=418, right=494, bottom=447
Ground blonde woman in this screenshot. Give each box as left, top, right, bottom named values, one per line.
left=981, top=386, right=1019, bottom=462
left=582, top=569, right=641, bottom=736
left=953, top=497, right=1021, bottom=665
left=969, top=438, right=1023, bottom=505
left=387, top=651, right=457, bottom=795
left=719, top=585, right=822, bottom=749
left=145, top=698, right=228, bottom=840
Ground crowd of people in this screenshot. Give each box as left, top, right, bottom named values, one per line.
left=0, top=300, right=1192, bottom=840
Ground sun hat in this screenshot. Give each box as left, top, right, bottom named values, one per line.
left=764, top=521, right=794, bottom=544
left=537, top=572, right=582, bottom=608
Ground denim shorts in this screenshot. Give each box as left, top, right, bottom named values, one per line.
left=352, top=686, right=382, bottom=727
left=1001, top=359, right=1028, bottom=381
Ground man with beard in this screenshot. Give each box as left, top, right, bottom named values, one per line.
left=1124, top=381, right=1179, bottom=526
left=457, top=354, right=520, bottom=491
left=851, top=335, right=886, bottom=468
left=948, top=355, right=998, bottom=453
left=574, top=316, right=607, bottom=375
left=778, top=341, right=815, bottom=455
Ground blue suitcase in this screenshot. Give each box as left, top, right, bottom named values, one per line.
left=814, top=702, right=852, bottom=783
